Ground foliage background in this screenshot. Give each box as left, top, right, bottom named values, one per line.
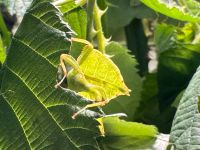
left=1, top=0, right=200, bottom=149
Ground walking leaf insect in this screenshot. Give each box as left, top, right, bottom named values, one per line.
left=55, top=38, right=131, bottom=119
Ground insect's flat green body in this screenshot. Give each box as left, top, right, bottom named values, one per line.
left=67, top=45, right=107, bottom=101
left=67, top=69, right=89, bottom=92
left=55, top=38, right=130, bottom=119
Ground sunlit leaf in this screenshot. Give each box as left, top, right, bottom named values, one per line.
left=141, top=0, right=200, bottom=22
left=98, top=116, right=158, bottom=150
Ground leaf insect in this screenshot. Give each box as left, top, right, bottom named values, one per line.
left=55, top=38, right=131, bottom=119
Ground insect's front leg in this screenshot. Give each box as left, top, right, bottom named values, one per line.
left=55, top=54, right=83, bottom=88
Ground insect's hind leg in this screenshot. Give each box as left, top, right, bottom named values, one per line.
left=72, top=100, right=109, bottom=119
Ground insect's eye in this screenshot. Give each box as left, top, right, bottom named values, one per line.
left=56, top=65, right=68, bottom=88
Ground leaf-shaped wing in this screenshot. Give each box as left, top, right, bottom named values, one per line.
left=77, top=45, right=130, bottom=101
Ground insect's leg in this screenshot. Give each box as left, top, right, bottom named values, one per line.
left=71, top=37, right=93, bottom=48
left=97, top=106, right=106, bottom=116
left=55, top=54, right=83, bottom=88
left=72, top=100, right=109, bottom=119
left=55, top=61, right=68, bottom=88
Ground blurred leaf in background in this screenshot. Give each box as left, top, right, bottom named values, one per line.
left=156, top=23, right=200, bottom=111
left=104, top=0, right=156, bottom=36
left=0, top=0, right=32, bottom=18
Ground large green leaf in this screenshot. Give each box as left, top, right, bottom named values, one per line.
left=98, top=116, right=159, bottom=150
left=141, top=0, right=200, bottom=22
left=0, top=0, right=101, bottom=149
left=103, top=42, right=142, bottom=120
left=169, top=66, right=200, bottom=149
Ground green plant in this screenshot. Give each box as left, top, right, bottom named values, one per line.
left=1, top=0, right=200, bottom=149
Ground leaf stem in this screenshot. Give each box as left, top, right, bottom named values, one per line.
left=93, top=1, right=106, bottom=53
left=86, top=0, right=95, bottom=41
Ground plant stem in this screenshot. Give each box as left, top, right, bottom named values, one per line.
left=93, top=1, right=106, bottom=53
left=86, top=0, right=95, bottom=41
left=0, top=11, right=10, bottom=47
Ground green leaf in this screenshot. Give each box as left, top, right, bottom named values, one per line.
left=105, top=0, right=156, bottom=35
left=169, top=66, right=200, bottom=149
left=141, top=0, right=200, bottom=22
left=155, top=24, right=175, bottom=52
left=103, top=42, right=142, bottom=120
left=63, top=7, right=87, bottom=59
left=57, top=2, right=87, bottom=59
left=0, top=0, right=101, bottom=149
left=55, top=0, right=85, bottom=13
left=63, top=8, right=87, bottom=39
left=98, top=116, right=158, bottom=150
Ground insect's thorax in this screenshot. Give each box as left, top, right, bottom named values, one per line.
left=67, top=70, right=91, bottom=92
